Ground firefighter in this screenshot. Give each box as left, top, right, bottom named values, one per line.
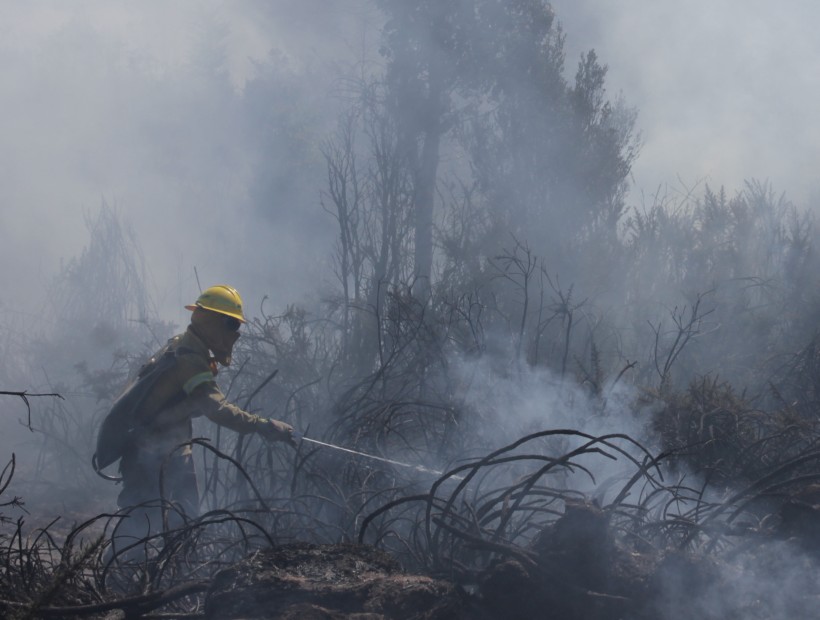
left=97, top=285, right=293, bottom=547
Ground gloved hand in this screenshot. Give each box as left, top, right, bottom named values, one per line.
left=257, top=418, right=295, bottom=446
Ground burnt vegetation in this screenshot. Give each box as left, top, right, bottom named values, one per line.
left=4, top=2, right=820, bottom=618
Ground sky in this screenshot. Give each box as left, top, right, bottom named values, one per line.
left=554, top=0, right=820, bottom=206
left=2, top=0, right=819, bottom=332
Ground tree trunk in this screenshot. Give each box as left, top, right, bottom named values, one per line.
left=411, top=60, right=445, bottom=300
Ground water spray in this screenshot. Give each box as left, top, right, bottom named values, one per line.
left=292, top=432, right=460, bottom=479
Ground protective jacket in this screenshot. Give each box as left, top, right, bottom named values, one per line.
left=125, top=327, right=285, bottom=456
left=102, top=326, right=291, bottom=515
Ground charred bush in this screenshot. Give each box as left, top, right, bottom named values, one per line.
left=650, top=376, right=767, bottom=485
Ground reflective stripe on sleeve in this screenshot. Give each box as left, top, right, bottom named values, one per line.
left=183, top=371, right=215, bottom=395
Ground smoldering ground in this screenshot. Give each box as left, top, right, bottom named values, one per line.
left=3, top=1, right=820, bottom=618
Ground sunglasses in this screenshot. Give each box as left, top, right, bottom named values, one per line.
left=223, top=316, right=242, bottom=332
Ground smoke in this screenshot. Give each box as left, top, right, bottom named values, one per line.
left=0, top=0, right=373, bottom=525
left=451, top=351, right=645, bottom=444
left=0, top=0, right=378, bottom=331
left=649, top=540, right=820, bottom=619
left=5, top=0, right=817, bottom=342
left=3, top=4, right=820, bottom=616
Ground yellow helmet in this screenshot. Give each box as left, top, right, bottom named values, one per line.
left=185, top=285, right=246, bottom=322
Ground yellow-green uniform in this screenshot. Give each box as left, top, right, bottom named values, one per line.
left=116, top=327, right=291, bottom=521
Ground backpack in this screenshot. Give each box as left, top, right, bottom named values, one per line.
left=93, top=345, right=188, bottom=473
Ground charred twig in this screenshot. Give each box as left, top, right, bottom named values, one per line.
left=0, top=391, right=64, bottom=431
left=162, top=439, right=271, bottom=514
left=0, top=580, right=210, bottom=618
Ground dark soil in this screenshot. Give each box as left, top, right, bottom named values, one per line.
left=205, top=542, right=475, bottom=619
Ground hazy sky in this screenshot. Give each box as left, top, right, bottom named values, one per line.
left=554, top=0, right=820, bottom=206
left=2, top=0, right=819, bottom=331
